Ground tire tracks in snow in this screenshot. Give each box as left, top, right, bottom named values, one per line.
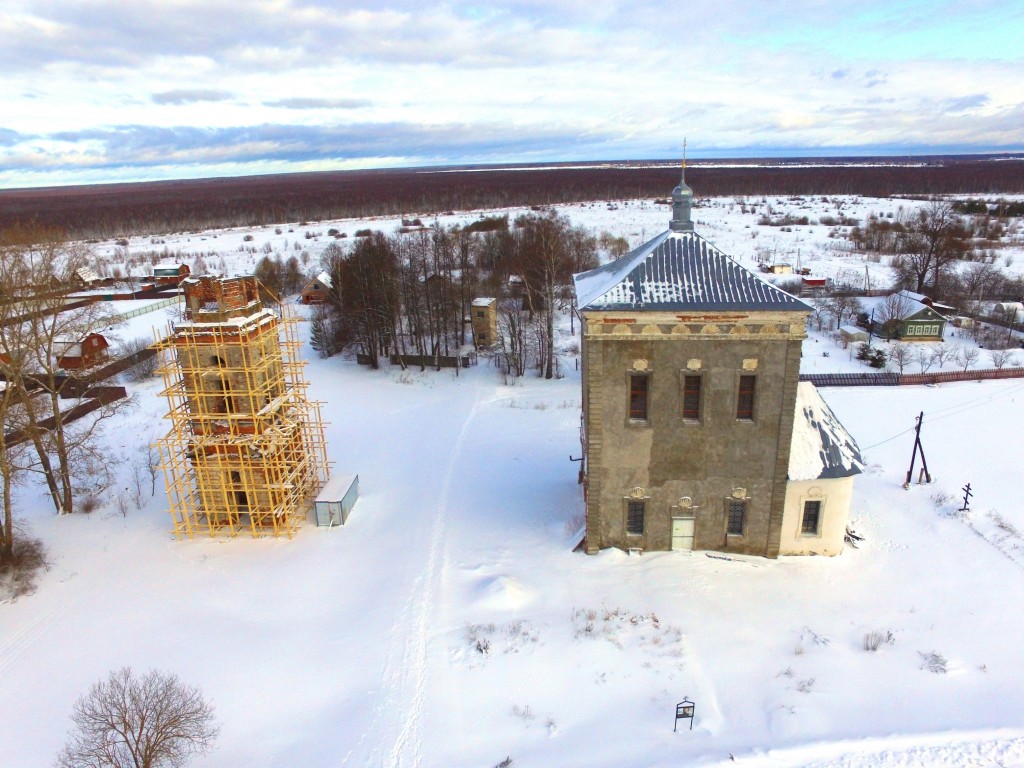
left=0, top=593, right=72, bottom=677
left=353, top=387, right=483, bottom=768
left=0, top=524, right=147, bottom=679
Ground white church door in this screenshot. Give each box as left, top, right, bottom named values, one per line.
left=671, top=517, right=695, bottom=551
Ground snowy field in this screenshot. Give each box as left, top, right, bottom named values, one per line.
left=3, top=196, right=1024, bottom=767
left=91, top=193, right=1024, bottom=293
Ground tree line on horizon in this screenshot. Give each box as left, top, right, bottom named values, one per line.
left=3, top=157, right=1023, bottom=240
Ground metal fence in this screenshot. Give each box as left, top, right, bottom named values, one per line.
left=801, top=367, right=1024, bottom=387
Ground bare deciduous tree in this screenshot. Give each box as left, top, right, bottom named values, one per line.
left=888, top=342, right=911, bottom=374
left=989, top=348, right=1018, bottom=370
left=119, top=336, right=159, bottom=381
left=55, top=667, right=219, bottom=768
left=1, top=225, right=135, bottom=515
left=931, top=343, right=954, bottom=369
left=496, top=302, right=531, bottom=382
left=142, top=443, right=161, bottom=497
left=915, top=347, right=937, bottom=374
left=955, top=346, right=980, bottom=371
left=873, top=292, right=915, bottom=341
left=823, top=295, right=864, bottom=329
left=514, top=211, right=596, bottom=379
left=892, top=201, right=970, bottom=296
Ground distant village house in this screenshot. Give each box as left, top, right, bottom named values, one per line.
left=301, top=271, right=333, bottom=304
left=55, top=332, right=110, bottom=370
left=152, top=261, right=191, bottom=284
left=873, top=290, right=947, bottom=341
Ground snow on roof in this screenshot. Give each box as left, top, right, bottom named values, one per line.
left=895, top=289, right=928, bottom=304
left=789, top=382, right=864, bottom=481
left=472, top=297, right=496, bottom=307
left=175, top=307, right=278, bottom=330
left=75, top=267, right=101, bottom=283
left=574, top=230, right=812, bottom=313
left=312, top=271, right=332, bottom=288
left=315, top=473, right=358, bottom=502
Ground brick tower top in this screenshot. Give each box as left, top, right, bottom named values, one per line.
left=181, top=275, right=263, bottom=322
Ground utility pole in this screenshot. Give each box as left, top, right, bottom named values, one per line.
left=904, top=411, right=932, bottom=488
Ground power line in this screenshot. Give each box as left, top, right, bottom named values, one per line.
left=859, top=379, right=1024, bottom=451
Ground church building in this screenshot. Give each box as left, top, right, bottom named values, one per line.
left=574, top=167, right=862, bottom=558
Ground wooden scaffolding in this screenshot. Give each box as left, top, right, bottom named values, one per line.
left=155, top=276, right=328, bottom=539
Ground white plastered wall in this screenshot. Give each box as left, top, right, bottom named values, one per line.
left=779, top=476, right=854, bottom=556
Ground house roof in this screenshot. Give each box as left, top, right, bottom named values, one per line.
left=789, top=382, right=864, bottom=481
left=54, top=341, right=83, bottom=357
left=895, top=289, right=928, bottom=304
left=75, top=267, right=101, bottom=283
left=307, top=271, right=332, bottom=289
left=472, top=297, right=496, bottom=307
left=574, top=230, right=812, bottom=313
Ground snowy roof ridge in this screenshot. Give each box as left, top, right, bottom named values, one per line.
left=789, top=382, right=864, bottom=481
left=574, top=231, right=811, bottom=312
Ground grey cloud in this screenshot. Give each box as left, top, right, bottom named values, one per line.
left=943, top=94, right=989, bottom=112
left=152, top=90, right=233, bottom=105
left=0, top=128, right=22, bottom=146
left=12, top=121, right=620, bottom=172
left=263, top=98, right=372, bottom=110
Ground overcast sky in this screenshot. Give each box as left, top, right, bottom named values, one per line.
left=2, top=0, right=1023, bottom=188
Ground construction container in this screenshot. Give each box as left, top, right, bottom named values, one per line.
left=315, top=474, right=359, bottom=527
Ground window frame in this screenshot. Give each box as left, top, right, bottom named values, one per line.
left=625, top=499, right=646, bottom=536
left=681, top=372, right=703, bottom=423
left=628, top=372, right=650, bottom=424
left=726, top=498, right=747, bottom=537
left=736, top=374, right=757, bottom=421
left=800, top=499, right=822, bottom=536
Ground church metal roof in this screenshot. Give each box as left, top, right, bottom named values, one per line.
left=574, top=230, right=812, bottom=313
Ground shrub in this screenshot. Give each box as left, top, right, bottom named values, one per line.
left=864, top=630, right=895, bottom=651
left=0, top=527, right=49, bottom=601
left=919, top=651, right=948, bottom=674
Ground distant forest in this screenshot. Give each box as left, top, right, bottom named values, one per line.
left=2, top=155, right=1023, bottom=240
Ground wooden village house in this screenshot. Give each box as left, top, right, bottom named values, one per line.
left=301, top=271, right=332, bottom=304
left=573, top=170, right=863, bottom=558
left=55, top=332, right=110, bottom=370
left=875, top=290, right=948, bottom=341
left=152, top=261, right=191, bottom=284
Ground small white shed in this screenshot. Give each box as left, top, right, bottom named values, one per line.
left=839, top=325, right=868, bottom=344
left=314, top=474, right=359, bottom=527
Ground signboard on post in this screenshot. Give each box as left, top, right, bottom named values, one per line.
left=674, top=698, right=695, bottom=732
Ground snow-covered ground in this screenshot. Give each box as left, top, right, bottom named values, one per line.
left=4, top=197, right=1024, bottom=767
left=91, top=194, right=1024, bottom=292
